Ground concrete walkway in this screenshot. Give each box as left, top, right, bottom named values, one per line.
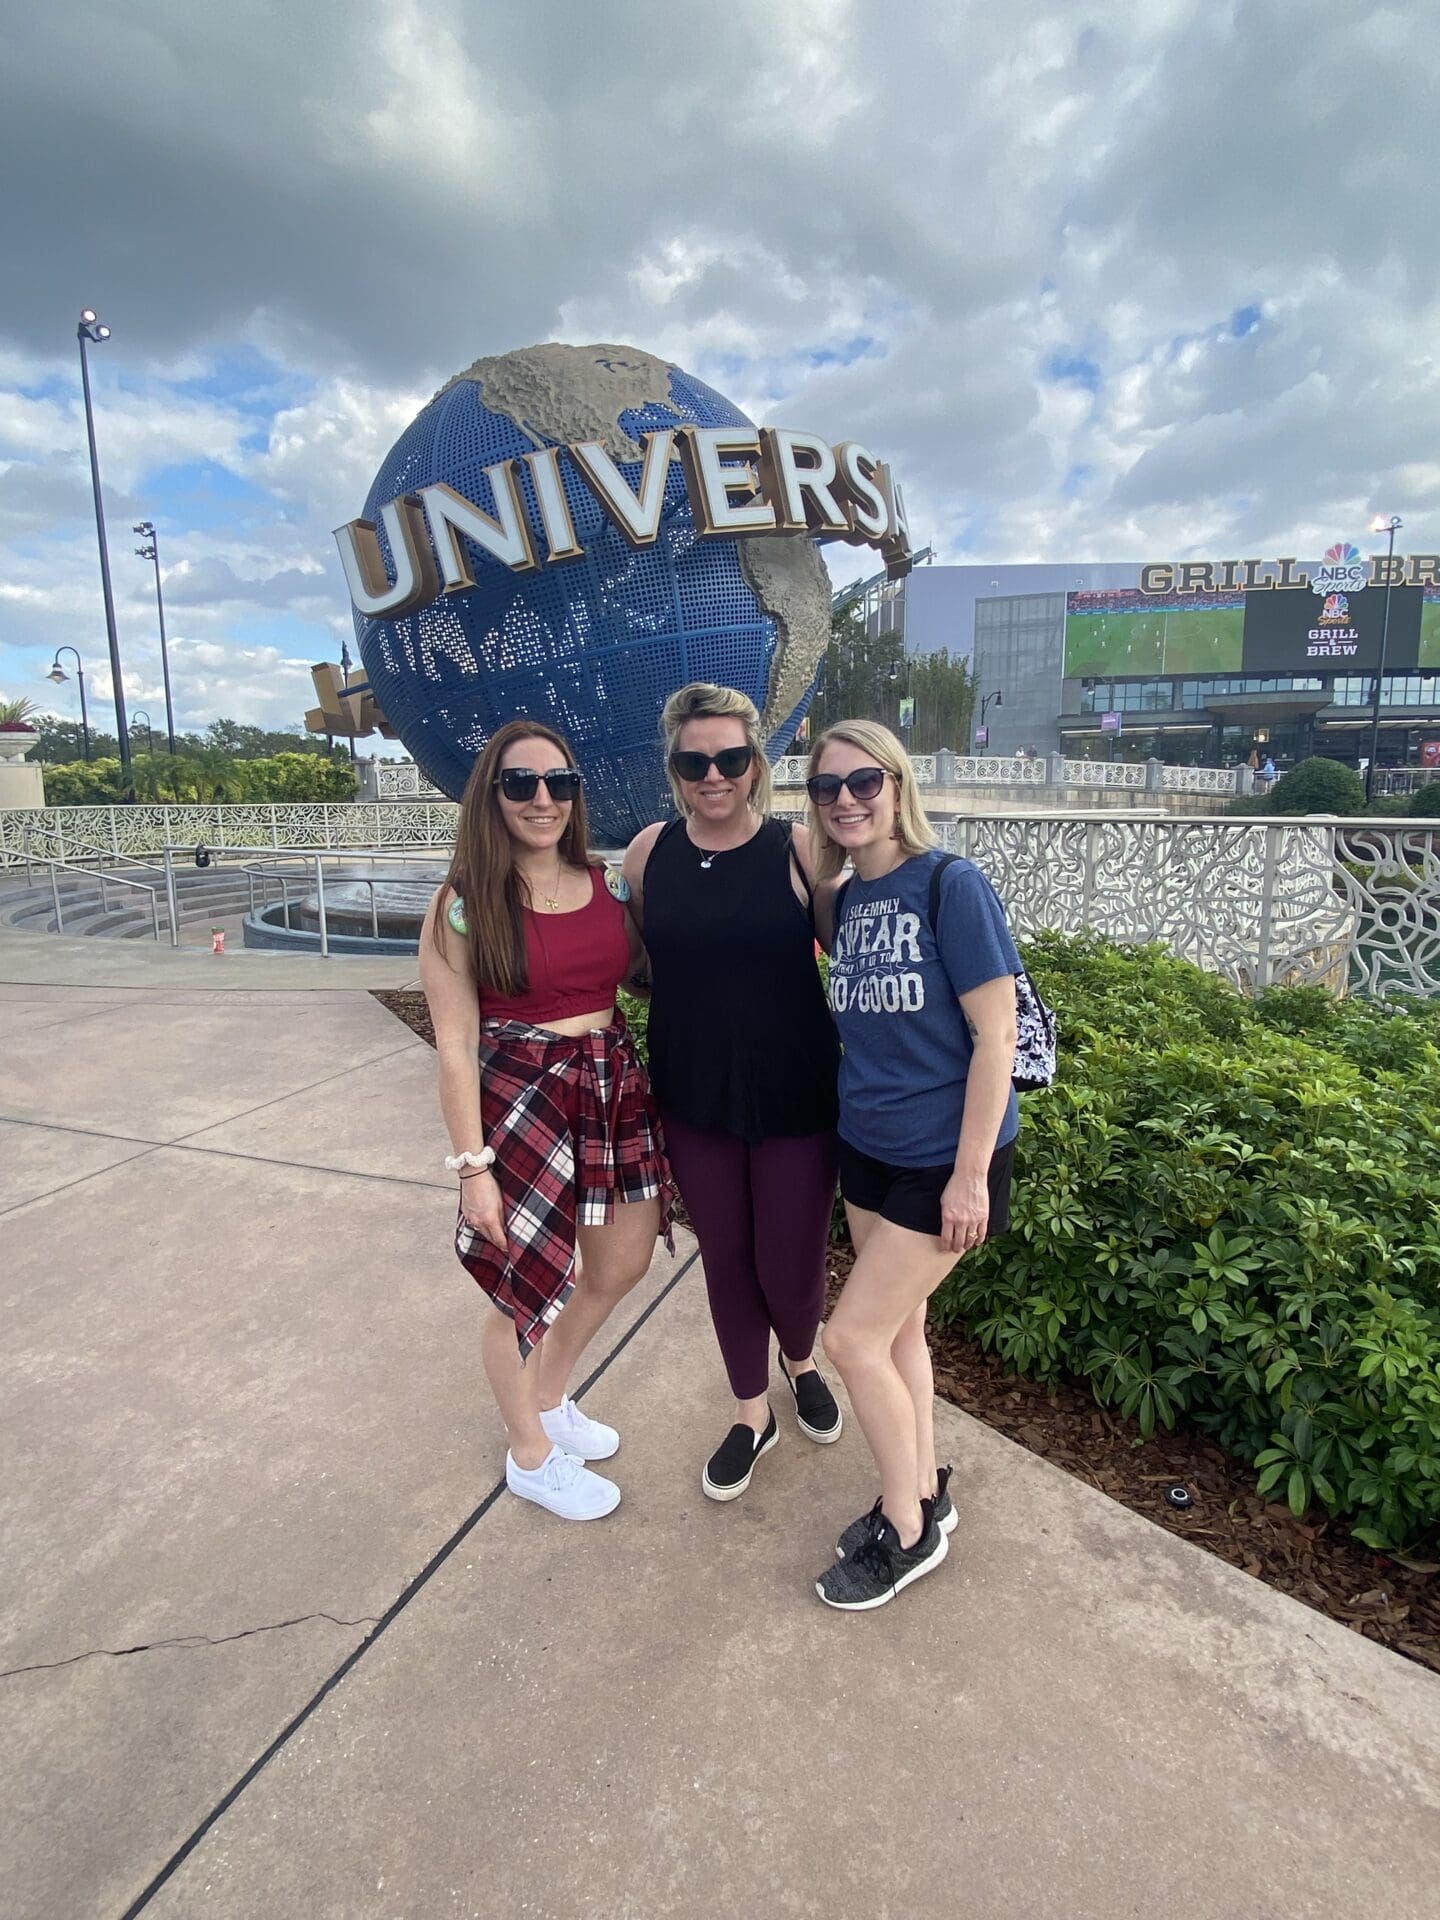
left=0, top=920, right=419, bottom=991
left=2, top=961, right=1438, bottom=1919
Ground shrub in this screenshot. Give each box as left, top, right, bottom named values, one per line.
left=41, top=753, right=357, bottom=805
left=42, top=757, right=128, bottom=805
left=933, top=933, right=1440, bottom=1552
left=1260, top=755, right=1367, bottom=817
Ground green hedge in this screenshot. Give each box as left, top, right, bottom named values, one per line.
left=935, top=935, right=1440, bottom=1552
left=43, top=752, right=357, bottom=806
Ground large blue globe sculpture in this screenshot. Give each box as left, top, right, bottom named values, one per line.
left=351, top=343, right=831, bottom=844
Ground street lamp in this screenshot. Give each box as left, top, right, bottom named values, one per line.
left=76, top=309, right=130, bottom=770
left=340, top=639, right=358, bottom=764
left=133, top=521, right=177, bottom=752
left=132, top=708, right=155, bottom=757
left=46, top=647, right=91, bottom=761
left=1365, top=514, right=1403, bottom=802
left=977, top=687, right=1003, bottom=746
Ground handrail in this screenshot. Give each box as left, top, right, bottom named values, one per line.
left=33, top=851, right=164, bottom=941
left=233, top=849, right=444, bottom=956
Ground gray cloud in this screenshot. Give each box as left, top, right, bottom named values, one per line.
left=0, top=0, right=1434, bottom=704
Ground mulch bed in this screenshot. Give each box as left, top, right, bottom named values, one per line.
left=376, top=987, right=1438, bottom=1676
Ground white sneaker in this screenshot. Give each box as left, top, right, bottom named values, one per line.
left=539, top=1395, right=620, bottom=1461
left=506, top=1445, right=621, bottom=1520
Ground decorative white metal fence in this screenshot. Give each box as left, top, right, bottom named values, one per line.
left=0, top=801, right=459, bottom=866
left=937, top=814, right=1440, bottom=999
left=5, top=801, right=1439, bottom=999
left=771, top=751, right=1237, bottom=795
left=772, top=753, right=938, bottom=787
left=375, top=763, right=446, bottom=801
left=950, top=755, right=1049, bottom=786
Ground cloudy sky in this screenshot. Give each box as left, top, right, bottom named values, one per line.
left=2, top=0, right=1434, bottom=744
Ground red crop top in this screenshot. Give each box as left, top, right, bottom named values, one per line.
left=478, top=867, right=632, bottom=1027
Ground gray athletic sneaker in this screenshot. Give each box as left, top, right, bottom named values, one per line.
left=816, top=1511, right=948, bottom=1611
left=835, top=1465, right=957, bottom=1560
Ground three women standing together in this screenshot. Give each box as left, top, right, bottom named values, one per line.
left=420, top=689, right=1024, bottom=1611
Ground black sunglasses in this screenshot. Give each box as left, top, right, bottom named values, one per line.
left=806, top=766, right=888, bottom=806
left=495, top=766, right=583, bottom=803
left=670, top=745, right=755, bottom=783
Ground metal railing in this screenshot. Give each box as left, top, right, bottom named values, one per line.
left=10, top=809, right=1440, bottom=1000
left=193, top=846, right=446, bottom=957
left=936, top=811, right=1440, bottom=999
left=41, top=850, right=164, bottom=941
left=239, top=857, right=384, bottom=954
left=1373, top=768, right=1440, bottom=798
left=0, top=801, right=459, bottom=869
left=770, top=751, right=1241, bottom=796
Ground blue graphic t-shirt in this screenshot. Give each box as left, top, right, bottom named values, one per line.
left=830, top=850, right=1022, bottom=1166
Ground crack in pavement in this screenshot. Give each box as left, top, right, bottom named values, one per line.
left=1, top=1610, right=380, bottom=1679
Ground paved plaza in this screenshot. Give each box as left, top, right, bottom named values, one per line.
left=2, top=926, right=1438, bottom=1919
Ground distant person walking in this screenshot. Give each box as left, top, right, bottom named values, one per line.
left=420, top=720, right=673, bottom=1523
left=805, top=720, right=1022, bottom=1612
left=623, top=683, right=843, bottom=1504
left=1262, top=754, right=1277, bottom=785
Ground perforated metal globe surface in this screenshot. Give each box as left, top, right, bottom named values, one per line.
left=352, top=344, right=830, bottom=845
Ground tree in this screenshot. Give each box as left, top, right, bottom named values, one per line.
left=35, top=717, right=120, bottom=763
left=196, top=718, right=340, bottom=761
left=800, top=605, right=975, bottom=755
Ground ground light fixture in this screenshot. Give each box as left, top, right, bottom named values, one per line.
left=1365, top=514, right=1403, bottom=802
left=76, top=307, right=130, bottom=768
left=46, top=646, right=91, bottom=761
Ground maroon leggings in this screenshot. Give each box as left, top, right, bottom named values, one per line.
left=662, top=1113, right=839, bottom=1400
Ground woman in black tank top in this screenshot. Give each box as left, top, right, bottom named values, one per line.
left=623, top=683, right=844, bottom=1504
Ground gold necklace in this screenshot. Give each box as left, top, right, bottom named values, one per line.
left=539, top=863, right=565, bottom=912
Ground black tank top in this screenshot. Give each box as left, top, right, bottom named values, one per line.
left=642, top=816, right=840, bottom=1142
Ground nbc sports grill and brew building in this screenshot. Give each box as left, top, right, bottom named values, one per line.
left=855, top=548, right=1440, bottom=771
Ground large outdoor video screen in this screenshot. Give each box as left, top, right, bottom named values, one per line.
left=1062, top=591, right=1243, bottom=676
left=1064, top=586, right=1437, bottom=678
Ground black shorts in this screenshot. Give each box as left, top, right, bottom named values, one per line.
left=837, top=1135, right=1016, bottom=1240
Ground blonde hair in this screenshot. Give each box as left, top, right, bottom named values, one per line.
left=660, top=682, right=773, bottom=817
left=805, top=718, right=936, bottom=882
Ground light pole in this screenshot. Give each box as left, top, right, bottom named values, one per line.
left=132, top=708, right=155, bottom=757
left=1365, top=514, right=1403, bottom=802
left=978, top=687, right=1003, bottom=747
left=76, top=309, right=130, bottom=770
left=133, top=521, right=176, bottom=752
left=46, top=647, right=91, bottom=761
left=340, top=640, right=358, bottom=764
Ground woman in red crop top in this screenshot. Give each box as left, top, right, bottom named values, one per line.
left=420, top=719, right=674, bottom=1524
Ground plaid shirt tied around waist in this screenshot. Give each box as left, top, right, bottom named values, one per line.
left=455, top=1014, right=675, bottom=1357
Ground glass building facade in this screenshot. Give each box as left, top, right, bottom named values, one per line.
left=865, top=562, right=1440, bottom=769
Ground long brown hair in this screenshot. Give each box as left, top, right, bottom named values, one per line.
left=435, top=719, right=597, bottom=994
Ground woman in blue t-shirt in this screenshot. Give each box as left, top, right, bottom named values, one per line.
left=805, top=719, right=1021, bottom=1612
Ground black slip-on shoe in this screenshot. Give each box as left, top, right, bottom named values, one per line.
left=816, top=1512, right=948, bottom=1611
left=837, top=1466, right=956, bottom=1560
left=779, top=1349, right=843, bottom=1443
left=702, top=1408, right=778, bottom=1502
